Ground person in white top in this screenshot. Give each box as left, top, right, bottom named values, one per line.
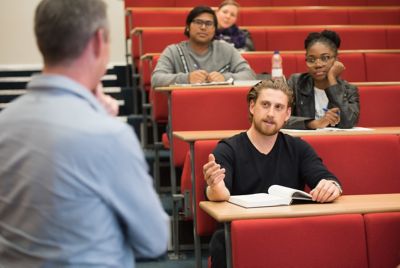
left=286, top=30, right=360, bottom=129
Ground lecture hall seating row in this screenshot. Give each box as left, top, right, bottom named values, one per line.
left=144, top=50, right=400, bottom=134
left=174, top=85, right=400, bottom=182
left=125, top=6, right=400, bottom=38
left=131, top=25, right=400, bottom=69
left=143, top=50, right=400, bottom=93
left=124, top=0, right=400, bottom=8
left=191, top=135, right=400, bottom=268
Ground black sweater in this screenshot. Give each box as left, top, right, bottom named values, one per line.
left=213, top=131, right=338, bottom=195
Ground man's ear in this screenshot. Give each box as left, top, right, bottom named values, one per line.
left=92, top=28, right=106, bottom=58
left=249, top=100, right=255, bottom=116
left=285, top=106, right=292, bottom=121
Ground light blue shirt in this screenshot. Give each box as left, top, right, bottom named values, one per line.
left=0, top=74, right=169, bottom=267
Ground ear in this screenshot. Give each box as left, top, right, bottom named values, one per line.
left=249, top=100, right=255, bottom=116
left=92, top=28, right=106, bottom=59
left=285, top=106, right=292, bottom=122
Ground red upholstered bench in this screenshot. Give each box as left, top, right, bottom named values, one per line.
left=170, top=88, right=250, bottom=170
left=365, top=53, right=400, bottom=82
left=364, top=212, right=400, bottom=268
left=302, top=135, right=400, bottom=194
left=231, top=214, right=368, bottom=268
left=357, top=85, right=400, bottom=127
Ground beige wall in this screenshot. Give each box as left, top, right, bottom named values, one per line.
left=0, top=0, right=125, bottom=66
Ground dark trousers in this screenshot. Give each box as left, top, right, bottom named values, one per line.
left=209, top=228, right=227, bottom=268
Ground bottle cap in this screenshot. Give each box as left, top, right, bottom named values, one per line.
left=274, top=50, right=280, bottom=54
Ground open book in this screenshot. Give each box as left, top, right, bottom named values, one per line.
left=228, top=185, right=314, bottom=208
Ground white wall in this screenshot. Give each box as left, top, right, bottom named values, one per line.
left=0, top=0, right=125, bottom=66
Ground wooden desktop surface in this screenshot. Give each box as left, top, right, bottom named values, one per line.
left=173, top=127, right=400, bottom=142
left=154, top=81, right=400, bottom=92
left=200, top=193, right=400, bottom=222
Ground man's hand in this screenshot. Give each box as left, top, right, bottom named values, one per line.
left=207, top=72, right=225, bottom=82
left=203, top=154, right=230, bottom=201
left=95, top=83, right=119, bottom=117
left=310, top=179, right=342, bottom=203
left=203, top=154, right=225, bottom=187
left=189, top=70, right=209, bottom=83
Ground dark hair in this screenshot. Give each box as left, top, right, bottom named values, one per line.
left=34, top=0, right=108, bottom=66
left=247, top=79, right=293, bottom=122
left=304, top=30, right=341, bottom=56
left=184, top=6, right=218, bottom=37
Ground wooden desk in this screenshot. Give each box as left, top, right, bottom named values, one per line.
left=173, top=126, right=400, bottom=142
left=200, top=194, right=400, bottom=268
left=200, top=194, right=400, bottom=222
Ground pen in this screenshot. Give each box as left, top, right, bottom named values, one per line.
left=323, top=107, right=340, bottom=116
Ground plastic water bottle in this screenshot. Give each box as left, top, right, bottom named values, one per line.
left=271, top=50, right=283, bottom=80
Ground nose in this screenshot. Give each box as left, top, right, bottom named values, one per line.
left=266, top=106, right=275, bottom=117
left=314, top=58, right=325, bottom=67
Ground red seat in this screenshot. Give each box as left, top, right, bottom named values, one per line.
left=336, top=53, right=367, bottom=82
left=124, top=0, right=175, bottom=7
left=131, top=27, right=185, bottom=70
left=358, top=85, right=400, bottom=127
left=364, top=212, right=400, bottom=268
left=387, top=28, right=400, bottom=49
left=231, top=214, right=368, bottom=268
left=193, top=140, right=220, bottom=236
left=295, top=9, right=349, bottom=25
left=349, top=8, right=400, bottom=24
left=302, top=135, right=400, bottom=194
left=365, top=53, right=400, bottom=81
left=266, top=27, right=319, bottom=51
left=171, top=88, right=250, bottom=168
left=241, top=9, right=296, bottom=26
left=337, top=27, right=387, bottom=49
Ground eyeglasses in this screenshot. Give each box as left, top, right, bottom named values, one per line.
left=305, top=55, right=335, bottom=65
left=192, top=19, right=214, bottom=28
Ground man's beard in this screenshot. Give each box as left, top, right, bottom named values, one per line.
left=253, top=117, right=281, bottom=136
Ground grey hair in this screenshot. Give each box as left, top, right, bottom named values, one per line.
left=34, top=0, right=109, bottom=66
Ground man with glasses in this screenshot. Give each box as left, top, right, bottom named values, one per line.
left=151, top=6, right=256, bottom=87
left=285, top=30, right=360, bottom=129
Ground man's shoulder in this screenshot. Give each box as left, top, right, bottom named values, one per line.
left=217, top=132, right=247, bottom=149
left=212, top=39, right=238, bottom=53
left=279, top=132, right=310, bottom=149
left=163, top=41, right=189, bottom=53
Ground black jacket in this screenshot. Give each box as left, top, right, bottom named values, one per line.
left=286, top=73, right=360, bottom=129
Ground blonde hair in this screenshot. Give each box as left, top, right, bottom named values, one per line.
left=218, top=0, right=240, bottom=10
left=247, top=79, right=293, bottom=122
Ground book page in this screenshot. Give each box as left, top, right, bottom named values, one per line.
left=281, top=127, right=374, bottom=134
left=173, top=77, right=234, bottom=87
left=268, top=185, right=312, bottom=201
left=228, top=193, right=291, bottom=208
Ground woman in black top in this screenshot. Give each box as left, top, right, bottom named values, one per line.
left=215, top=0, right=254, bottom=51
